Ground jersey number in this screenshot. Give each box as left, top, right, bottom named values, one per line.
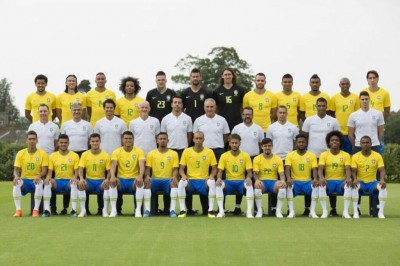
left=61, top=163, right=67, bottom=171
left=27, top=163, right=35, bottom=170
left=232, top=165, right=238, bottom=173
left=226, top=96, right=232, bottom=104
left=196, top=161, right=200, bottom=168
left=157, top=101, right=165, bottom=108
left=299, top=163, right=305, bottom=171
left=160, top=162, right=165, bottom=169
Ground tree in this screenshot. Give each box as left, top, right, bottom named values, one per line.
left=78, top=79, right=91, bottom=93
left=0, top=78, right=20, bottom=122
left=384, top=110, right=400, bottom=144
left=171, top=46, right=253, bottom=90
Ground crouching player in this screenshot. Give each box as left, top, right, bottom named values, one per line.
left=145, top=133, right=179, bottom=217
left=110, top=131, right=145, bottom=217
left=45, top=134, right=80, bottom=217
left=285, top=134, right=323, bottom=218
left=318, top=131, right=352, bottom=218
left=178, top=131, right=218, bottom=218
left=12, top=131, right=48, bottom=217
left=216, top=134, right=253, bottom=218
left=77, top=133, right=112, bottom=217
left=252, top=138, right=286, bottom=218
left=351, top=136, right=387, bottom=219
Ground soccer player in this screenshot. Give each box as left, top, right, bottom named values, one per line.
left=77, top=133, right=112, bottom=217
left=285, top=134, right=324, bottom=218
left=178, top=131, right=218, bottom=218
left=12, top=131, right=48, bottom=217
left=330, top=77, right=360, bottom=155
left=25, top=74, right=56, bottom=123
left=146, top=71, right=176, bottom=122
left=299, top=74, right=331, bottom=121
left=213, top=68, right=247, bottom=131
left=86, top=72, right=116, bottom=127
left=318, top=131, right=352, bottom=218
left=362, top=70, right=391, bottom=120
left=56, top=74, right=87, bottom=124
left=114, top=76, right=144, bottom=127
left=28, top=104, right=60, bottom=157
left=110, top=131, right=146, bottom=217
left=45, top=134, right=80, bottom=217
left=253, top=138, right=286, bottom=218
left=275, top=74, right=302, bottom=126
left=145, top=133, right=179, bottom=217
left=94, top=99, right=127, bottom=155
left=351, top=136, right=387, bottom=218
left=181, top=68, right=212, bottom=122
left=242, top=73, right=277, bottom=132
left=215, top=134, right=253, bottom=218
left=129, top=101, right=161, bottom=156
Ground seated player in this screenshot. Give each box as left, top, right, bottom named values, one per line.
left=178, top=131, right=218, bottom=218
left=144, top=133, right=179, bottom=217
left=351, top=136, right=387, bottom=219
left=110, top=131, right=145, bottom=217
left=318, top=131, right=352, bottom=218
left=252, top=138, right=286, bottom=218
left=216, top=134, right=253, bottom=218
left=12, top=131, right=48, bottom=217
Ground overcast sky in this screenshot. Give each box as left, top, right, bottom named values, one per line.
left=1, top=0, right=399, bottom=113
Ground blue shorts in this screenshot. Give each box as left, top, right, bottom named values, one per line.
left=326, top=180, right=344, bottom=195
left=359, top=181, right=379, bottom=198
left=293, top=181, right=312, bottom=197
left=86, top=179, right=104, bottom=194
left=188, top=179, right=208, bottom=196
left=54, top=179, right=70, bottom=193
left=151, top=178, right=171, bottom=194
left=119, top=178, right=134, bottom=194
left=225, top=180, right=244, bottom=195
left=21, top=179, right=37, bottom=196
left=261, top=180, right=277, bottom=194
left=342, top=135, right=353, bottom=155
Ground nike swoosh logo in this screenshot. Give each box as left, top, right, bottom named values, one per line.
left=186, top=96, right=190, bottom=98
left=219, top=93, right=224, bottom=95
left=152, top=97, right=157, bottom=99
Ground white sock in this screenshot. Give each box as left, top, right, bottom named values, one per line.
left=277, top=188, right=286, bottom=214
left=245, top=184, right=254, bottom=214
left=135, top=186, right=144, bottom=212
left=109, top=186, right=118, bottom=213
left=43, top=183, right=52, bottom=211
left=310, top=186, right=319, bottom=214
left=343, top=185, right=351, bottom=214
left=254, top=189, right=262, bottom=212
left=318, top=186, right=327, bottom=212
left=216, top=182, right=225, bottom=213
left=144, top=189, right=151, bottom=212
left=70, top=184, right=78, bottom=211
left=103, top=189, right=110, bottom=212
left=351, top=186, right=359, bottom=214
left=34, top=180, right=44, bottom=211
left=13, top=180, right=22, bottom=210
left=178, top=180, right=187, bottom=212
left=170, top=187, right=178, bottom=212
left=378, top=185, right=387, bottom=214
left=286, top=188, right=294, bottom=213
left=78, top=190, right=86, bottom=212
left=207, top=179, right=216, bottom=212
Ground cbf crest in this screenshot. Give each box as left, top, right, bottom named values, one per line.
left=339, top=157, right=344, bottom=163
left=99, top=159, right=104, bottom=164
left=234, top=90, right=238, bottom=96
left=306, top=158, right=311, bottom=163
left=68, top=158, right=73, bottom=163
left=202, top=155, right=206, bottom=161
left=240, top=159, right=244, bottom=164
left=292, top=98, right=297, bottom=103
left=36, top=157, right=40, bottom=162
left=371, top=159, right=376, bottom=165
left=47, top=98, right=51, bottom=103
left=132, top=154, right=137, bottom=160
left=166, top=95, right=171, bottom=101
left=272, top=163, right=277, bottom=169
left=265, top=98, right=270, bottom=103
left=200, top=94, right=204, bottom=100
left=167, top=156, right=172, bottom=161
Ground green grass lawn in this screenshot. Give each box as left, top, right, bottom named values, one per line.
left=0, top=182, right=399, bottom=266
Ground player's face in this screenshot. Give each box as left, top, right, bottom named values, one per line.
left=360, top=137, right=372, bottom=151
left=104, top=103, right=115, bottom=117
left=262, top=143, right=273, bottom=155
left=339, top=79, right=350, bottom=94
left=35, top=79, right=47, bottom=93
left=171, top=98, right=183, bottom=112
left=242, top=109, right=253, bottom=123
left=156, top=75, right=167, bottom=89
left=122, top=134, right=133, bottom=148
left=66, top=76, right=77, bottom=90
left=229, top=138, right=240, bottom=152
left=277, top=107, right=287, bottom=121
left=309, top=78, right=321, bottom=91
left=204, top=102, right=216, bottom=116
left=316, top=101, right=327, bottom=116
left=58, top=138, right=69, bottom=151
left=360, top=95, right=370, bottom=109
left=125, top=81, right=136, bottom=95
left=95, top=74, right=106, bottom=88
left=156, top=135, right=168, bottom=148
left=38, top=106, right=49, bottom=121
left=255, top=75, right=266, bottom=89
left=26, top=134, right=38, bottom=148
left=72, top=105, right=82, bottom=119
left=140, top=102, right=150, bottom=116
left=222, top=70, right=233, bottom=85
left=90, top=137, right=101, bottom=150
left=367, top=73, right=379, bottom=87
left=193, top=133, right=204, bottom=147
left=190, top=73, right=201, bottom=86
left=296, top=138, right=307, bottom=151
left=329, top=135, right=341, bottom=149
left=281, top=78, right=293, bottom=91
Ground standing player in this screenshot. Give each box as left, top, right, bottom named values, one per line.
left=25, top=74, right=56, bottom=123
left=115, top=76, right=144, bottom=127
left=45, top=134, right=80, bottom=217
left=86, top=72, right=116, bottom=127
left=145, top=133, right=179, bottom=217
left=110, top=131, right=146, bottom=217
left=285, top=134, right=325, bottom=218
left=275, top=74, right=302, bottom=126
left=12, top=131, right=48, bottom=217
left=146, top=71, right=176, bottom=122
left=181, top=68, right=212, bottom=122
left=351, top=136, right=387, bottom=218
left=56, top=74, right=87, bottom=125
left=215, top=134, right=253, bottom=218
left=213, top=68, right=247, bottom=131
left=253, top=138, right=286, bottom=218
left=242, top=73, right=277, bottom=132
left=362, top=70, right=391, bottom=120
left=318, top=131, right=352, bottom=218
left=178, top=131, right=218, bottom=218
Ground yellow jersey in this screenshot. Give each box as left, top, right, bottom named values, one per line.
left=86, top=89, right=116, bottom=126
left=146, top=149, right=179, bottom=179
left=111, top=147, right=145, bottom=178
left=243, top=89, right=277, bottom=131
left=351, top=151, right=384, bottom=183
left=218, top=151, right=252, bottom=180
left=25, top=92, right=56, bottom=122
left=330, top=93, right=360, bottom=135
left=318, top=150, right=351, bottom=180
left=48, top=151, right=79, bottom=179
left=79, top=150, right=111, bottom=180
left=253, top=154, right=284, bottom=180
left=275, top=91, right=302, bottom=126
left=180, top=147, right=217, bottom=179
left=56, top=92, right=87, bottom=124
left=114, top=96, right=144, bottom=127
left=14, top=148, right=48, bottom=179
left=285, top=150, right=317, bottom=181
left=362, top=87, right=391, bottom=113
left=300, top=92, right=331, bottom=117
